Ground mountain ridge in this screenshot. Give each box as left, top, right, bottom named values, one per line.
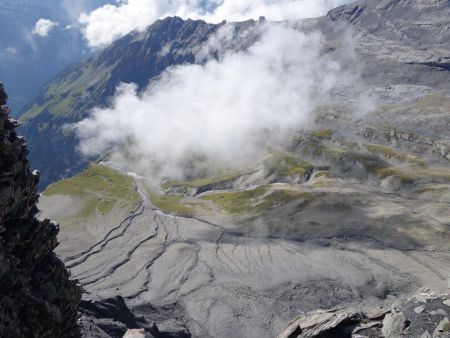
left=19, top=0, right=450, bottom=189
left=19, top=16, right=252, bottom=188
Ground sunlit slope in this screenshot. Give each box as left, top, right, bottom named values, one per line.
left=40, top=98, right=450, bottom=251
left=39, top=164, right=140, bottom=256
left=42, top=164, right=139, bottom=220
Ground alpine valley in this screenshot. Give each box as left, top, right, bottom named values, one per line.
left=3, top=0, right=450, bottom=337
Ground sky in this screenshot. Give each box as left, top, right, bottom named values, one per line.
left=0, top=0, right=111, bottom=110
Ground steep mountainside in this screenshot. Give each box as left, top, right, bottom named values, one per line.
left=20, top=0, right=450, bottom=189
left=0, top=83, right=80, bottom=337
left=325, top=0, right=450, bottom=88
left=20, top=17, right=259, bottom=189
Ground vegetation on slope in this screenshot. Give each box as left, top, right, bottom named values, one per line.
left=43, top=164, right=140, bottom=219
left=161, top=171, right=246, bottom=192
left=309, top=128, right=334, bottom=140
left=265, top=151, right=313, bottom=179
left=366, top=143, right=427, bottom=167
left=201, top=185, right=316, bottom=214
left=146, top=189, right=194, bottom=216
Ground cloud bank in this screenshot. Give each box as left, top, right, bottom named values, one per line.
left=74, top=23, right=349, bottom=178
left=79, top=0, right=350, bottom=47
left=32, top=19, right=59, bottom=37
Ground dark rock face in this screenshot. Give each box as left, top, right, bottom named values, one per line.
left=0, top=83, right=80, bottom=337
left=78, top=295, right=191, bottom=338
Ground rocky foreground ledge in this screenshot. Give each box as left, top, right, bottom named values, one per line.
left=278, top=289, right=450, bottom=338
left=0, top=83, right=80, bottom=337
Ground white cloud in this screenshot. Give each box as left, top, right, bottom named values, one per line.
left=73, top=23, right=351, bottom=178
left=79, top=0, right=350, bottom=48
left=32, top=19, right=59, bottom=37
left=5, top=47, right=17, bottom=54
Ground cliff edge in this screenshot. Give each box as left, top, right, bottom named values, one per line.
left=0, top=83, right=80, bottom=337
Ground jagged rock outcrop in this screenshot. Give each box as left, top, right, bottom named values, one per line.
left=0, top=83, right=81, bottom=337
left=326, top=0, right=450, bottom=90
left=77, top=294, right=190, bottom=338
left=278, top=289, right=450, bottom=338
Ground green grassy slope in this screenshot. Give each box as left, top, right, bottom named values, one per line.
left=43, top=164, right=140, bottom=219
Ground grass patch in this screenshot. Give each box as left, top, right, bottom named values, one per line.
left=254, top=189, right=314, bottom=212
left=201, top=186, right=269, bottom=214
left=369, top=166, right=450, bottom=184
left=366, top=144, right=427, bottom=167
left=309, top=128, right=334, bottom=139
left=161, top=171, right=244, bottom=191
left=202, top=185, right=315, bottom=214
left=266, top=151, right=313, bottom=178
left=312, top=180, right=334, bottom=187
left=327, top=148, right=387, bottom=169
left=314, top=171, right=330, bottom=178
left=147, top=190, right=194, bottom=216
left=322, top=147, right=417, bottom=184
left=43, top=164, right=140, bottom=218
left=366, top=144, right=407, bottom=161
left=370, top=167, right=415, bottom=184
left=21, top=62, right=115, bottom=121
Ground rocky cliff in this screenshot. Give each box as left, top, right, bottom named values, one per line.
left=278, top=289, right=450, bottom=338
left=0, top=83, right=80, bottom=337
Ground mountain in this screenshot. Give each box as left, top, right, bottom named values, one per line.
left=19, top=17, right=261, bottom=189
left=32, top=0, right=450, bottom=337
left=326, top=0, right=450, bottom=87
left=20, top=0, right=450, bottom=189
left=0, top=83, right=80, bottom=337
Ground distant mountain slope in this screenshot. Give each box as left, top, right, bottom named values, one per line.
left=20, top=17, right=260, bottom=189
left=20, top=0, right=450, bottom=189
left=325, top=0, right=450, bottom=87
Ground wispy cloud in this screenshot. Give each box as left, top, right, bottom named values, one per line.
left=79, top=0, right=350, bottom=48
left=32, top=19, right=59, bottom=37
left=5, top=47, right=17, bottom=54
left=73, top=22, right=353, bottom=178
